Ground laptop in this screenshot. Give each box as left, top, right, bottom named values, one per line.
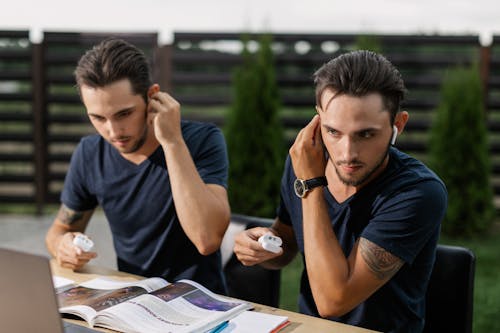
left=0, top=247, right=100, bottom=333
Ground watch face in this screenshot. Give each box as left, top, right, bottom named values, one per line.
left=294, top=179, right=306, bottom=198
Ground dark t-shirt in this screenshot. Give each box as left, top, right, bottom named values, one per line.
left=278, top=147, right=447, bottom=333
left=61, top=121, right=229, bottom=294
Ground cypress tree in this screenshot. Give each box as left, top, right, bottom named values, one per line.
left=225, top=35, right=285, bottom=217
left=428, top=66, right=495, bottom=236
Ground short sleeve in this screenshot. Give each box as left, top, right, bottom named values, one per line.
left=60, top=139, right=98, bottom=211
left=187, top=123, right=229, bottom=188
left=361, top=179, right=447, bottom=264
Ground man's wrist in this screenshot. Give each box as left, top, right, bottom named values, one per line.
left=293, top=176, right=328, bottom=198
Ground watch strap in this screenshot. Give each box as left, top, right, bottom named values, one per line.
left=304, top=176, right=328, bottom=189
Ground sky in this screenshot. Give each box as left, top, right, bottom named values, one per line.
left=2, top=0, right=500, bottom=45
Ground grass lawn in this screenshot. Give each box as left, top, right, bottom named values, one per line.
left=279, top=225, right=500, bottom=333
left=440, top=225, right=500, bottom=333
left=279, top=255, right=302, bottom=312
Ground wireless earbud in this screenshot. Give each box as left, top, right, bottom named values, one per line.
left=391, top=125, right=398, bottom=145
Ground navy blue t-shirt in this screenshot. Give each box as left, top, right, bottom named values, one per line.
left=61, top=120, right=229, bottom=294
left=278, top=147, right=447, bottom=333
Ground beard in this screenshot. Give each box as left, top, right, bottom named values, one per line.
left=334, top=141, right=391, bottom=187
left=114, top=122, right=149, bottom=154
left=127, top=125, right=148, bottom=153
left=113, top=110, right=150, bottom=154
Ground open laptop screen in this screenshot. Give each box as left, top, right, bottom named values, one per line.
left=0, top=247, right=99, bottom=333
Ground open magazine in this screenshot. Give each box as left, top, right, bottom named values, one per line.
left=56, top=276, right=253, bottom=333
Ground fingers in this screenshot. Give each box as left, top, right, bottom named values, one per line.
left=302, top=114, right=321, bottom=144
left=58, top=253, right=96, bottom=270
left=293, top=114, right=321, bottom=149
left=148, top=91, right=180, bottom=113
left=148, top=91, right=183, bottom=145
left=312, top=115, right=323, bottom=146
left=56, top=233, right=97, bottom=270
left=233, top=228, right=282, bottom=266
left=290, top=113, right=325, bottom=170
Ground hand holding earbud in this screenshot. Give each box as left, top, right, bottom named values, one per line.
left=258, top=232, right=283, bottom=254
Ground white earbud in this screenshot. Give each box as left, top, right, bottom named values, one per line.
left=391, top=125, right=398, bottom=145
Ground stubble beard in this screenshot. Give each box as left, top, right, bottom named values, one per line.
left=334, top=143, right=391, bottom=187
left=115, top=123, right=149, bottom=154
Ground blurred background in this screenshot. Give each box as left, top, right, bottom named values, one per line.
left=3, top=0, right=500, bottom=45
left=1, top=1, right=500, bottom=332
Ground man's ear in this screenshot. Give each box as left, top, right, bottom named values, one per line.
left=394, top=110, right=409, bottom=134
left=147, top=84, right=160, bottom=99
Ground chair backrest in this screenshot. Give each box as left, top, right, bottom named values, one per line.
left=221, top=213, right=281, bottom=307
left=424, top=244, right=475, bottom=333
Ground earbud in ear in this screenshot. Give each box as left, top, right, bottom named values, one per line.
left=391, top=125, right=398, bottom=145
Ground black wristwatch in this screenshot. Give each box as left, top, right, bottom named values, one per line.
left=293, top=176, right=328, bottom=198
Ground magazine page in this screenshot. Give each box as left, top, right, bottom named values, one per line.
left=93, top=280, right=253, bottom=333
left=79, top=276, right=168, bottom=292
left=53, top=276, right=78, bottom=294
left=57, top=277, right=169, bottom=325
left=52, top=275, right=75, bottom=289
left=223, top=310, right=290, bottom=333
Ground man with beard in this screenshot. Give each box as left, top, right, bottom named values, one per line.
left=46, top=38, right=230, bottom=294
left=233, top=50, right=447, bottom=332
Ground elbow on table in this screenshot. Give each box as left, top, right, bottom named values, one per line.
left=315, top=292, right=353, bottom=318
left=318, top=306, right=349, bottom=319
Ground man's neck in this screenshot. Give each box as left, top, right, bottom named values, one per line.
left=119, top=132, right=160, bottom=165
left=325, top=156, right=389, bottom=203
left=326, top=163, right=356, bottom=203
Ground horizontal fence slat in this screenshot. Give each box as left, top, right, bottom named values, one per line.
left=0, top=50, right=31, bottom=60
left=48, top=114, right=87, bottom=123
left=0, top=30, right=30, bottom=38
left=48, top=134, right=86, bottom=143
left=47, top=95, right=81, bottom=104
left=47, top=153, right=73, bottom=162
left=0, top=153, right=33, bottom=162
left=0, top=113, right=32, bottom=121
left=0, top=133, right=33, bottom=141
left=0, top=195, right=35, bottom=204
left=0, top=175, right=34, bottom=182
left=0, top=92, right=32, bottom=101
left=0, top=70, right=32, bottom=80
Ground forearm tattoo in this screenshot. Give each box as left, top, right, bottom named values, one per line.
left=57, top=205, right=84, bottom=225
left=359, top=238, right=404, bottom=280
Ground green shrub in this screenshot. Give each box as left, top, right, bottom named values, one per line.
left=224, top=35, right=286, bottom=217
left=428, top=66, right=495, bottom=236
left=354, top=34, right=382, bottom=53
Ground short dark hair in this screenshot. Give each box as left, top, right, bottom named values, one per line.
left=313, top=50, right=406, bottom=121
left=74, top=38, right=152, bottom=102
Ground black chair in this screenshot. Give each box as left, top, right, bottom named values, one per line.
left=424, top=244, right=476, bottom=333
left=221, top=213, right=281, bottom=307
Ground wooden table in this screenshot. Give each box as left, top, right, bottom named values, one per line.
left=51, top=261, right=379, bottom=333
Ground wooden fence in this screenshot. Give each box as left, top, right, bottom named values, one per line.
left=0, top=31, right=498, bottom=213
left=0, top=31, right=158, bottom=212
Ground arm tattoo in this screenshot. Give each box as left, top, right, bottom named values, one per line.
left=359, top=238, right=404, bottom=280
left=57, top=205, right=84, bottom=225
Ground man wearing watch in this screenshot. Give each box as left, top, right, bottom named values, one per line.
left=234, top=50, right=447, bottom=333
